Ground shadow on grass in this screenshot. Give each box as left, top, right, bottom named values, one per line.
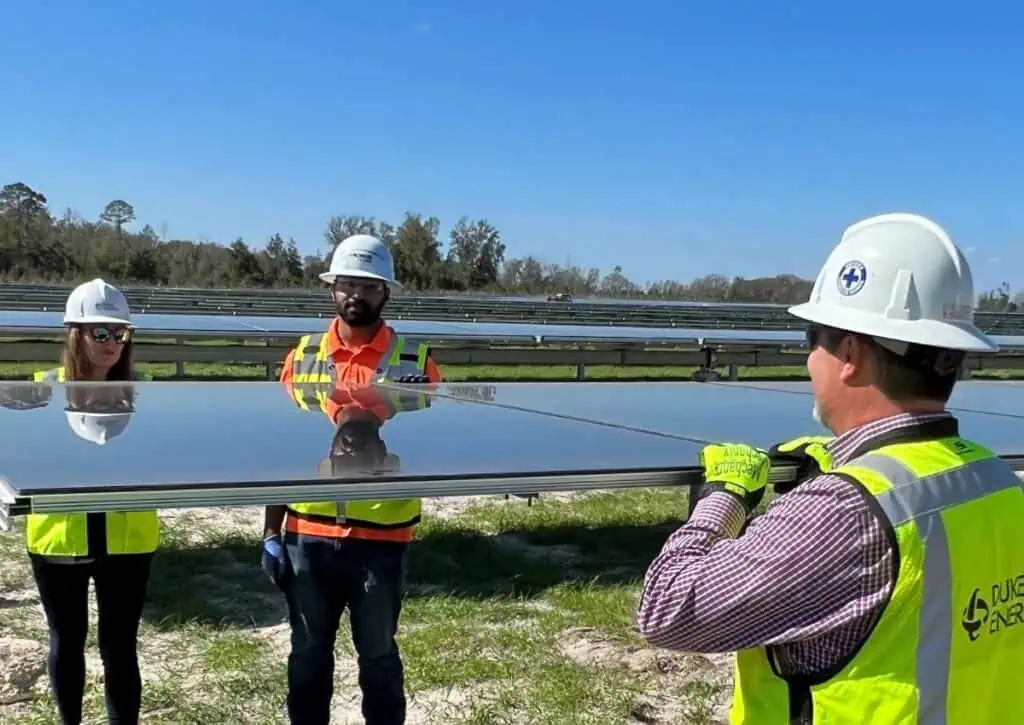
left=139, top=519, right=679, bottom=630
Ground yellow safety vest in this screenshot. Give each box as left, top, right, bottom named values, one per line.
left=32, top=366, right=152, bottom=382
left=287, top=331, right=432, bottom=530
left=26, top=367, right=160, bottom=558
left=729, top=433, right=1024, bottom=725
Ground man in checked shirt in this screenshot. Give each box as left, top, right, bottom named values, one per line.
left=637, top=213, right=1024, bottom=725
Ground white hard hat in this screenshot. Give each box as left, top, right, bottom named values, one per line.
left=789, top=212, right=997, bottom=353
left=65, top=411, right=132, bottom=445
left=63, top=278, right=133, bottom=327
left=319, top=234, right=400, bottom=287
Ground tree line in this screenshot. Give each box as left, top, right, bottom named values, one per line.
left=0, top=181, right=1019, bottom=310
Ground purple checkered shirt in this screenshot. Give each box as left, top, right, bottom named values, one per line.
left=636, top=411, right=952, bottom=675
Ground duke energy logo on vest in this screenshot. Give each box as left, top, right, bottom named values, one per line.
left=962, top=574, right=1024, bottom=641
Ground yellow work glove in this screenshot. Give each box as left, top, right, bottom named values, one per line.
left=767, top=436, right=834, bottom=494
left=698, top=443, right=771, bottom=514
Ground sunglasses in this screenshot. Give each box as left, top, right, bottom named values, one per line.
left=332, top=278, right=385, bottom=295
left=86, top=326, right=132, bottom=344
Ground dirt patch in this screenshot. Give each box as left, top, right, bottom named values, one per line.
left=557, top=627, right=733, bottom=724
left=0, top=637, right=47, bottom=705
left=159, top=506, right=262, bottom=544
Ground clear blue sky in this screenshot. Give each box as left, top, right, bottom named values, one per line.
left=2, top=1, right=1021, bottom=293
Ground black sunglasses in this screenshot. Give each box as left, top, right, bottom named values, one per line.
left=86, top=326, right=132, bottom=344
left=332, top=278, right=385, bottom=295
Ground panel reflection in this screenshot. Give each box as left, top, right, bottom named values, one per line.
left=0, top=381, right=704, bottom=496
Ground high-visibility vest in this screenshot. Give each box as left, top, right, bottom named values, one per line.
left=729, top=428, right=1024, bottom=725
left=291, top=382, right=431, bottom=418
left=33, top=368, right=64, bottom=383
left=25, top=367, right=160, bottom=558
left=32, top=366, right=152, bottom=382
left=286, top=331, right=431, bottom=530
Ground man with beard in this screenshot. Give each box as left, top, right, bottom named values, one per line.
left=261, top=233, right=442, bottom=725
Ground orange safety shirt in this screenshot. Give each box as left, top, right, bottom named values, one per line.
left=280, top=318, right=442, bottom=542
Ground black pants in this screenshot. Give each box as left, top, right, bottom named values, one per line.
left=30, top=552, right=154, bottom=725
left=282, top=533, right=408, bottom=725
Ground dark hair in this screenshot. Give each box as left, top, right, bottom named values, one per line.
left=868, top=340, right=963, bottom=403
left=811, top=325, right=962, bottom=403
left=60, top=326, right=135, bottom=381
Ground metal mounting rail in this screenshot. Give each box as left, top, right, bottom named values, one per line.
left=3, top=456, right=1023, bottom=530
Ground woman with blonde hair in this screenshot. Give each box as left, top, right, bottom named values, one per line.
left=28, top=278, right=158, bottom=725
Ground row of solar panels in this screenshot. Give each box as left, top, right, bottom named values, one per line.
left=4, top=309, right=1024, bottom=350
left=0, top=282, right=802, bottom=309
left=2, top=379, right=1024, bottom=525
left=0, top=288, right=822, bottom=332
left=7, top=283, right=1024, bottom=335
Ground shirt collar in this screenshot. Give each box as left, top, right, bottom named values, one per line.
left=326, top=317, right=391, bottom=358
left=825, top=411, right=954, bottom=467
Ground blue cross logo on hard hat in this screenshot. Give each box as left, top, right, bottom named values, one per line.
left=837, top=260, right=867, bottom=296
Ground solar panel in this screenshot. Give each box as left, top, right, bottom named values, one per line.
left=697, top=380, right=1024, bottom=422
left=246, top=318, right=703, bottom=344
left=3, top=309, right=1024, bottom=351
left=701, top=330, right=804, bottom=346
left=422, top=381, right=1024, bottom=454
left=3, top=379, right=1024, bottom=524
left=0, top=311, right=698, bottom=344
left=0, top=310, right=267, bottom=337
left=0, top=381, right=706, bottom=517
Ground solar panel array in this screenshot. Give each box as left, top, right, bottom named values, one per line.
left=4, top=309, right=1024, bottom=349
left=2, top=379, right=1023, bottom=522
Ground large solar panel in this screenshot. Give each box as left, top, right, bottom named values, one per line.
left=4, top=379, right=1023, bottom=525
left=697, top=379, right=1024, bottom=421
left=0, top=381, right=708, bottom=518
left=408, top=381, right=1024, bottom=453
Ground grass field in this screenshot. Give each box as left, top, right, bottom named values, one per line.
left=0, top=490, right=734, bottom=725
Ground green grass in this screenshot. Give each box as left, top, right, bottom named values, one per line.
left=0, top=490, right=731, bottom=724
left=2, top=358, right=1023, bottom=382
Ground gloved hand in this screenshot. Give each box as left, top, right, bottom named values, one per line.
left=767, top=436, right=833, bottom=494
left=698, top=443, right=771, bottom=514
left=260, top=534, right=290, bottom=589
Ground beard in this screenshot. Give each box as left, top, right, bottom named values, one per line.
left=338, top=298, right=384, bottom=328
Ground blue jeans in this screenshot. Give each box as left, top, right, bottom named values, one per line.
left=282, top=533, right=408, bottom=725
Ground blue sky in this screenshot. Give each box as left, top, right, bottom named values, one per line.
left=2, top=1, right=1022, bottom=293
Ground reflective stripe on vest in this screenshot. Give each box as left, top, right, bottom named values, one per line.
left=292, top=383, right=430, bottom=417
left=25, top=510, right=160, bottom=557
left=287, top=330, right=430, bottom=529
left=729, top=437, right=1024, bottom=725
left=33, top=367, right=65, bottom=383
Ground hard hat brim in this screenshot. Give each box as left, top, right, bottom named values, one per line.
left=65, top=411, right=132, bottom=445
left=318, top=270, right=402, bottom=288
left=788, top=302, right=999, bottom=353
left=64, top=314, right=135, bottom=327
